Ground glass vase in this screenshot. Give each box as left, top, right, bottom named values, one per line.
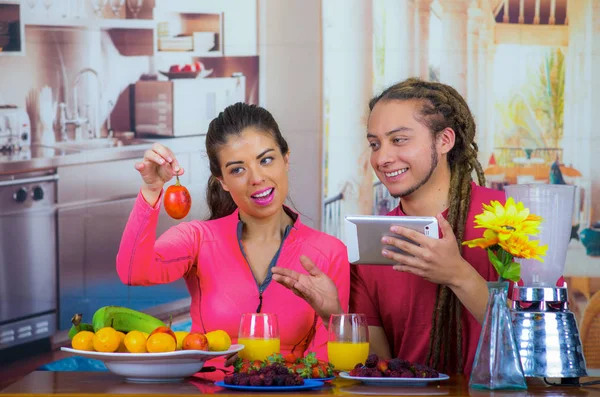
left=469, top=281, right=527, bottom=390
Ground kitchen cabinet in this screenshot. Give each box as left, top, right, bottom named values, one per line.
left=154, top=0, right=257, bottom=59
left=0, top=1, right=25, bottom=56
left=56, top=146, right=210, bottom=330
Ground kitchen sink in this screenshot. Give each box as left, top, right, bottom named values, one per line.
left=49, top=137, right=152, bottom=151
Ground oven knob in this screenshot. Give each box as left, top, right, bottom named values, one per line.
left=21, top=132, right=29, bottom=141
left=32, top=186, right=44, bottom=201
left=13, top=187, right=28, bottom=203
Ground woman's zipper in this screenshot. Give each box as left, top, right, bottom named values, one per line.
left=237, top=227, right=292, bottom=313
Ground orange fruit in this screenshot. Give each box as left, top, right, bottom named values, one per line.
left=93, top=327, right=120, bottom=353
left=124, top=330, right=148, bottom=353
left=174, top=331, right=189, bottom=350
left=72, top=331, right=95, bottom=351
left=146, top=332, right=176, bottom=353
left=116, top=331, right=128, bottom=352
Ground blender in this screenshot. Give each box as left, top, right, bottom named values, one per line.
left=505, top=184, right=587, bottom=379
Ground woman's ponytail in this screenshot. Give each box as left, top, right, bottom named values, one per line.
left=206, top=175, right=237, bottom=220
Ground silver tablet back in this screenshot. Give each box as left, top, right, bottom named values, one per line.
left=344, top=215, right=439, bottom=265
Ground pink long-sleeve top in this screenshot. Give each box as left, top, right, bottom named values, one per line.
left=116, top=190, right=350, bottom=362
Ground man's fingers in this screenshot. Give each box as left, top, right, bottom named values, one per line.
left=393, top=264, right=425, bottom=278
left=437, top=213, right=454, bottom=240
left=382, top=249, right=420, bottom=268
left=382, top=236, right=423, bottom=257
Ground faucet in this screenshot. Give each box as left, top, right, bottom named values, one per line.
left=58, top=103, right=87, bottom=142
left=59, top=67, right=103, bottom=141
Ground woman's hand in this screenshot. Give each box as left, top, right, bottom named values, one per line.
left=381, top=213, right=472, bottom=287
left=224, top=352, right=238, bottom=367
left=134, top=143, right=183, bottom=204
left=271, top=255, right=342, bottom=324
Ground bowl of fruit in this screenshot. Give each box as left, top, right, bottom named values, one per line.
left=160, top=62, right=213, bottom=80
left=61, top=306, right=243, bottom=383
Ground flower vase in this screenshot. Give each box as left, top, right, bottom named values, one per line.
left=469, top=281, right=527, bottom=390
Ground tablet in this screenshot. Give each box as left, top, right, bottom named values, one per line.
left=344, top=215, right=439, bottom=265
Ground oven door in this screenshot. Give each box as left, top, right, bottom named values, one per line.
left=0, top=174, right=57, bottom=348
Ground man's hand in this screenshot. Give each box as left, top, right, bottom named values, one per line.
left=271, top=255, right=342, bottom=323
left=381, top=213, right=471, bottom=287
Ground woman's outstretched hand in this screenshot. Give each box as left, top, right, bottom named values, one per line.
left=271, top=255, right=342, bottom=324
left=135, top=142, right=183, bottom=205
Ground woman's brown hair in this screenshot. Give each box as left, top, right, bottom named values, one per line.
left=369, top=78, right=486, bottom=374
left=205, top=102, right=289, bottom=220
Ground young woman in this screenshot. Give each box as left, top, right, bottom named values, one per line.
left=116, top=102, right=349, bottom=363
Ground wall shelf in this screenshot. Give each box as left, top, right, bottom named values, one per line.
left=24, top=17, right=155, bottom=30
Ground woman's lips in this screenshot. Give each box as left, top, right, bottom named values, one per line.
left=251, top=187, right=275, bottom=206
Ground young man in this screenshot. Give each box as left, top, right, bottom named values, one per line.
left=272, top=78, right=505, bottom=375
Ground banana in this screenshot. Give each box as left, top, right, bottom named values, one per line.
left=68, top=323, right=94, bottom=339
left=68, top=313, right=94, bottom=339
left=92, top=306, right=166, bottom=334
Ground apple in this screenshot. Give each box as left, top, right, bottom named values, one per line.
left=169, top=64, right=182, bottom=73
left=182, top=332, right=209, bottom=351
left=194, top=61, right=203, bottom=72
left=181, top=64, right=194, bottom=73
left=149, top=326, right=177, bottom=344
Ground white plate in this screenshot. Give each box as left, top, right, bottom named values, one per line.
left=60, top=344, right=244, bottom=383
left=338, top=384, right=450, bottom=395
left=339, top=371, right=450, bottom=387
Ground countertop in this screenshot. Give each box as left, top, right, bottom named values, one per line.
left=0, top=136, right=206, bottom=176
left=2, top=372, right=600, bottom=396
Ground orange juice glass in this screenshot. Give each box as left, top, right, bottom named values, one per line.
left=327, top=313, right=369, bottom=371
left=238, top=313, right=280, bottom=361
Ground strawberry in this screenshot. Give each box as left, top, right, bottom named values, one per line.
left=311, top=367, right=324, bottom=378
left=267, top=353, right=284, bottom=364
left=302, top=352, right=318, bottom=367
left=376, top=359, right=389, bottom=373
left=284, top=353, right=298, bottom=364
left=234, top=357, right=249, bottom=373
left=249, top=360, right=264, bottom=372
left=296, top=365, right=312, bottom=379
left=319, top=362, right=333, bottom=377
left=284, top=362, right=295, bottom=371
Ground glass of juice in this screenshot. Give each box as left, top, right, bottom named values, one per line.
left=327, top=313, right=369, bottom=372
left=237, top=313, right=280, bottom=361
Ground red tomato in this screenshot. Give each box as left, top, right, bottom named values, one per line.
left=169, top=64, right=182, bottom=73
left=164, top=177, right=192, bottom=219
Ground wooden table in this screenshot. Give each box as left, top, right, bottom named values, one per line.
left=2, top=372, right=600, bottom=396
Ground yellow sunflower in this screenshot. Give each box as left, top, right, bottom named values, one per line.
left=463, top=229, right=499, bottom=250
left=499, top=233, right=548, bottom=261
left=474, top=197, right=543, bottom=241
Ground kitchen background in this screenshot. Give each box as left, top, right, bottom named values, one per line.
left=0, top=0, right=598, bottom=373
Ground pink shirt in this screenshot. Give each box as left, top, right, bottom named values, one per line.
left=116, top=191, right=350, bottom=362
left=350, top=182, right=505, bottom=375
